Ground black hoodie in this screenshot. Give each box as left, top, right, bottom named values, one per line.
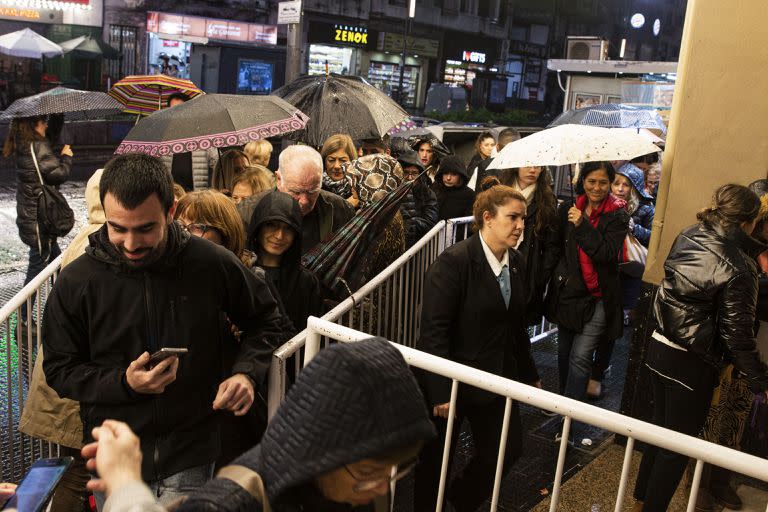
left=431, top=156, right=475, bottom=221
left=42, top=222, right=287, bottom=481
left=248, top=191, right=323, bottom=330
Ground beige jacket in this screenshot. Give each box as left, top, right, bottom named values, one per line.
left=18, top=169, right=104, bottom=448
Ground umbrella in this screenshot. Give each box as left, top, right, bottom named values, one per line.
left=272, top=73, right=408, bottom=147
left=114, top=94, right=309, bottom=157
left=487, top=124, right=660, bottom=171
left=0, top=28, right=63, bottom=59
left=549, top=103, right=667, bottom=134
left=0, top=87, right=123, bottom=122
left=59, top=35, right=120, bottom=59
left=108, top=74, right=203, bottom=115
left=390, top=131, right=451, bottom=159
left=302, top=179, right=414, bottom=298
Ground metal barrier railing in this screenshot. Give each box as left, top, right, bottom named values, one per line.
left=0, top=255, right=63, bottom=483
left=304, top=317, right=768, bottom=512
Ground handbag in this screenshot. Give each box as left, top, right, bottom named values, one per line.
left=620, top=232, right=648, bottom=278
left=31, top=142, right=74, bottom=238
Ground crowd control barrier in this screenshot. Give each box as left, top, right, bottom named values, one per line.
left=303, top=317, right=768, bottom=512
left=0, top=255, right=63, bottom=483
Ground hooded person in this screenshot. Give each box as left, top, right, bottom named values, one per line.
left=247, top=191, right=323, bottom=330
left=612, top=163, right=655, bottom=247
left=397, top=150, right=439, bottom=248
left=17, top=169, right=104, bottom=511
left=431, top=155, right=475, bottom=221
left=172, top=337, right=436, bottom=512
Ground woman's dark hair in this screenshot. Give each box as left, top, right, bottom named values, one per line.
left=574, top=161, right=615, bottom=195
left=696, top=184, right=760, bottom=230
left=474, top=131, right=496, bottom=152
left=499, top=167, right=558, bottom=236
left=2, top=116, right=45, bottom=157
left=472, top=176, right=526, bottom=230
left=100, top=153, right=175, bottom=214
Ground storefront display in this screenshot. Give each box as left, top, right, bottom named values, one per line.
left=367, top=61, right=419, bottom=107
left=443, top=59, right=485, bottom=87
left=147, top=32, right=191, bottom=78
left=308, top=44, right=355, bottom=75
left=237, top=59, right=273, bottom=94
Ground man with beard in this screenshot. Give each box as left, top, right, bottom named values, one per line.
left=42, top=153, right=286, bottom=508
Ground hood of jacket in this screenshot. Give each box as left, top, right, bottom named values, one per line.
left=85, top=220, right=190, bottom=272
left=616, top=163, right=653, bottom=201
left=232, top=337, right=436, bottom=504
left=247, top=190, right=303, bottom=267
left=434, top=155, right=469, bottom=183
left=86, top=169, right=105, bottom=225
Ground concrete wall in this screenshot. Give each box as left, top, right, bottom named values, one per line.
left=644, top=0, right=768, bottom=284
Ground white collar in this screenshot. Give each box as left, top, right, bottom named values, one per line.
left=479, top=231, right=508, bottom=277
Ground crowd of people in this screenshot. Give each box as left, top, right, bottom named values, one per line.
left=3, top=110, right=768, bottom=512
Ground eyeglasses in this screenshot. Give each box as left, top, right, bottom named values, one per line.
left=179, top=222, right=219, bottom=238
left=344, top=458, right=419, bottom=493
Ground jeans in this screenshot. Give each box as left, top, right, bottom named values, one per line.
left=21, top=239, right=61, bottom=322
left=557, top=301, right=607, bottom=400
left=94, top=463, right=214, bottom=511
left=633, top=340, right=718, bottom=511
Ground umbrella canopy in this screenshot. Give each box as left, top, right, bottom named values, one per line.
left=549, top=103, right=667, bottom=134
left=0, top=28, right=63, bottom=59
left=0, top=87, right=123, bottom=122
left=273, top=73, right=408, bottom=147
left=114, top=93, right=309, bottom=157
left=487, top=124, right=661, bottom=170
left=390, top=131, right=451, bottom=159
left=302, top=178, right=414, bottom=298
left=108, top=74, right=203, bottom=115
left=60, top=35, right=120, bottom=60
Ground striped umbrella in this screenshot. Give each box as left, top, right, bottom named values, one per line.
left=108, top=74, right=203, bottom=115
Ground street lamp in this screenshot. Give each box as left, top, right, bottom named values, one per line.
left=398, top=0, right=416, bottom=108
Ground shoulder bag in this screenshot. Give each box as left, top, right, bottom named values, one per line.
left=31, top=142, right=74, bottom=238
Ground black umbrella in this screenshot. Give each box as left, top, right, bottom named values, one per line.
left=59, top=35, right=120, bottom=59
left=390, top=132, right=451, bottom=160
left=0, top=86, right=124, bottom=122
left=272, top=73, right=408, bottom=147
left=114, top=93, right=308, bottom=156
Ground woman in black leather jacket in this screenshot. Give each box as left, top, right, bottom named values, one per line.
left=3, top=115, right=72, bottom=323
left=633, top=184, right=768, bottom=512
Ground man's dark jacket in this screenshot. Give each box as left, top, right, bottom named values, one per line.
left=42, top=223, right=287, bottom=481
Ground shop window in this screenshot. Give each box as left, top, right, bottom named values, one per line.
left=107, top=25, right=138, bottom=80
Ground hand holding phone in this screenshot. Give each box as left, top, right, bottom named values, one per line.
left=147, top=347, right=188, bottom=369
left=125, top=351, right=180, bottom=394
left=1, top=458, right=72, bottom=512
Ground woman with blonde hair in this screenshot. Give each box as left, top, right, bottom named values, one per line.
left=320, top=134, right=356, bottom=204
left=243, top=139, right=273, bottom=168
left=212, top=149, right=250, bottom=195
left=231, top=165, right=275, bottom=205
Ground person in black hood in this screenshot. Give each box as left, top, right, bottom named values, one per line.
left=397, top=150, right=439, bottom=248
left=42, top=154, right=287, bottom=508
left=248, top=191, right=323, bottom=330
left=431, top=155, right=475, bottom=221
left=83, top=338, right=436, bottom=512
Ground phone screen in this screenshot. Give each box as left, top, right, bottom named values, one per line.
left=3, top=464, right=67, bottom=512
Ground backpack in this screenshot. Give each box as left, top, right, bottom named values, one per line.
left=30, top=142, right=74, bottom=238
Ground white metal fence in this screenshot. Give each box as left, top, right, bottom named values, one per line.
left=0, top=255, right=63, bottom=483
left=304, top=316, right=768, bottom=512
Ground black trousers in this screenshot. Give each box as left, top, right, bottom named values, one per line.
left=633, top=340, right=718, bottom=511
left=414, top=393, right=522, bottom=512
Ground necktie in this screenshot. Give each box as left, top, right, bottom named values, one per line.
left=498, top=265, right=511, bottom=308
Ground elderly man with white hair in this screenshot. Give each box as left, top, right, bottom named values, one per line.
left=237, top=144, right=354, bottom=254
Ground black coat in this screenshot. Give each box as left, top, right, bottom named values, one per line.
left=517, top=197, right=560, bottom=325
left=248, top=191, right=323, bottom=330
left=417, top=234, right=539, bottom=406
left=14, top=137, right=71, bottom=248
left=654, top=223, right=768, bottom=392
left=552, top=196, right=628, bottom=340
left=42, top=223, right=287, bottom=481
left=472, top=156, right=502, bottom=191
left=431, top=184, right=474, bottom=220
left=400, top=178, right=439, bottom=248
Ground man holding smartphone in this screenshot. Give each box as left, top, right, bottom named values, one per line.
left=42, top=154, right=287, bottom=507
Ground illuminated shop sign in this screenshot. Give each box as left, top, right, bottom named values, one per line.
left=147, top=12, right=277, bottom=45
left=334, top=25, right=367, bottom=45
left=462, top=51, right=486, bottom=64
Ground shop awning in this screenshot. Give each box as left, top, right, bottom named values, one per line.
left=155, top=32, right=209, bottom=45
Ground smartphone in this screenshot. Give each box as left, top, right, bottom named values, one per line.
left=2, top=457, right=73, bottom=512
left=147, top=347, right=188, bottom=369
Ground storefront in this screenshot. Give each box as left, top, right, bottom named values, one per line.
left=441, top=34, right=498, bottom=89
left=146, top=12, right=280, bottom=94
left=306, top=21, right=376, bottom=76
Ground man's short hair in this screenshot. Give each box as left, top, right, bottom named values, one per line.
left=360, top=134, right=390, bottom=151
left=497, top=128, right=520, bottom=150
left=100, top=154, right=175, bottom=213
left=278, top=145, right=323, bottom=181
left=167, top=92, right=189, bottom=107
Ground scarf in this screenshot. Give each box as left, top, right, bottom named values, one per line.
left=512, top=179, right=536, bottom=207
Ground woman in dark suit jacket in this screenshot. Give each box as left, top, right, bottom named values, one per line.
left=414, top=177, right=540, bottom=512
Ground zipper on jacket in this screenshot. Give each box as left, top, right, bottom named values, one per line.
left=143, top=273, right=161, bottom=481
